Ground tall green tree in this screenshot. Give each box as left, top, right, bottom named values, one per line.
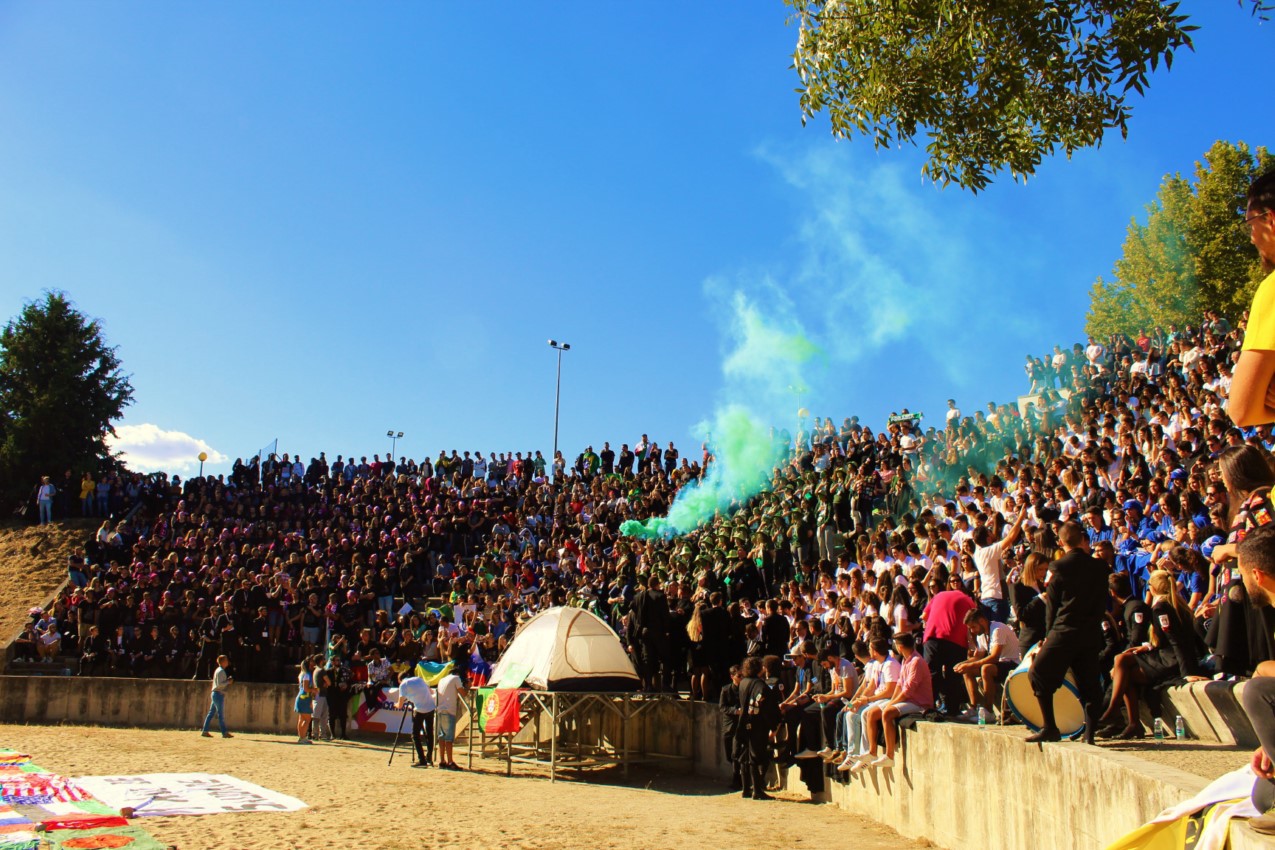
left=0, top=292, right=133, bottom=506
left=788, top=1, right=1270, bottom=191
left=1085, top=141, right=1272, bottom=337
left=1189, top=141, right=1274, bottom=315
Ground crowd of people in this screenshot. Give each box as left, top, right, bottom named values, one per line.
left=14, top=307, right=1268, bottom=733
left=7, top=164, right=1275, bottom=834
left=14, top=309, right=1275, bottom=801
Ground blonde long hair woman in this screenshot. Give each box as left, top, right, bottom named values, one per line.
left=686, top=602, right=713, bottom=701
left=1098, top=570, right=1204, bottom=739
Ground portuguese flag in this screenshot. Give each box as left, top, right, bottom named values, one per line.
left=478, top=688, right=521, bottom=735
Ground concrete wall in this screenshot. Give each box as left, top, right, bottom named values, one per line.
left=826, top=723, right=1207, bottom=850
left=0, top=677, right=1232, bottom=849
left=0, top=675, right=296, bottom=734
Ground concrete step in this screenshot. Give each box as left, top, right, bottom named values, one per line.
left=5, top=659, right=74, bottom=676
left=1161, top=681, right=1260, bottom=748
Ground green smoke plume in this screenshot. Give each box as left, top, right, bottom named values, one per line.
left=622, top=293, right=822, bottom=539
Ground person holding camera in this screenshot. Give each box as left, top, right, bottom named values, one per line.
left=395, top=670, right=436, bottom=768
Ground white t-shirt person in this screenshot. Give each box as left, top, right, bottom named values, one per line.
left=396, top=676, right=436, bottom=712
left=973, top=506, right=1027, bottom=603
left=435, top=672, right=462, bottom=716
left=977, top=621, right=1023, bottom=665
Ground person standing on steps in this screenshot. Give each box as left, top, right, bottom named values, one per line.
left=734, top=655, right=779, bottom=801
left=1026, top=521, right=1109, bottom=745
left=36, top=476, right=56, bottom=525
left=200, top=655, right=233, bottom=739
left=629, top=574, right=671, bottom=693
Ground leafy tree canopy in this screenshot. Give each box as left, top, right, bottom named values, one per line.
left=788, top=0, right=1270, bottom=191
left=0, top=292, right=133, bottom=506
left=1085, top=140, right=1273, bottom=338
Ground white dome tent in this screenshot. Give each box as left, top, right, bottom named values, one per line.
left=490, top=606, right=639, bottom=692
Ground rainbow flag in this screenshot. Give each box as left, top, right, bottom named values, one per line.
left=414, top=661, right=454, bottom=685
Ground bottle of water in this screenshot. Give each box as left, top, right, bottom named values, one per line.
left=1175, top=716, right=1186, bottom=741
left=1153, top=717, right=1165, bottom=742
left=978, top=707, right=987, bottom=729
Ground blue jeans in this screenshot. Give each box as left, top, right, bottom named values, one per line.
left=842, top=703, right=872, bottom=755
left=982, top=597, right=1010, bottom=624
left=38, top=499, right=52, bottom=525
left=203, top=691, right=227, bottom=735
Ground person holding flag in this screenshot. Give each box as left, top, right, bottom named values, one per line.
left=394, top=670, right=436, bottom=769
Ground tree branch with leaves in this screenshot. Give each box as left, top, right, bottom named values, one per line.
left=789, top=0, right=1271, bottom=191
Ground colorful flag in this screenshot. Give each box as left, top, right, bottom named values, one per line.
left=1103, top=766, right=1258, bottom=850
left=467, top=647, right=491, bottom=687
left=414, top=661, right=454, bottom=686
left=479, top=688, right=521, bottom=735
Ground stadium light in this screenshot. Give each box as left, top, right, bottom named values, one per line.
left=548, top=340, right=571, bottom=472
left=388, top=430, right=404, bottom=458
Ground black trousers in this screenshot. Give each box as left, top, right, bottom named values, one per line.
left=735, top=724, right=770, bottom=796
left=638, top=637, right=668, bottom=689
left=412, top=710, right=436, bottom=765
left=819, top=700, right=842, bottom=749
left=924, top=637, right=968, bottom=713
left=329, top=694, right=349, bottom=738
left=195, top=644, right=218, bottom=680
left=1029, top=635, right=1103, bottom=727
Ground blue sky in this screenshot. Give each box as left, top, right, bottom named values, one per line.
left=0, top=2, right=1270, bottom=475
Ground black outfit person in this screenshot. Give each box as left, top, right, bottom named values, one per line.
left=1027, top=546, right=1109, bottom=744
left=630, top=581, right=671, bottom=692
left=734, top=675, right=778, bottom=800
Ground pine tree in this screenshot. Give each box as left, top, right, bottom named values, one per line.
left=0, top=292, right=133, bottom=507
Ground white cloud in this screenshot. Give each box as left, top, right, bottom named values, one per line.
left=108, top=423, right=228, bottom=474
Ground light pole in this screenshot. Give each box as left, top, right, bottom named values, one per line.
left=548, top=340, right=571, bottom=473
left=387, top=430, right=403, bottom=460
left=198, top=451, right=207, bottom=478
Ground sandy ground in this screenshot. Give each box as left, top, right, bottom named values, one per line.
left=0, top=723, right=920, bottom=850
left=0, top=520, right=92, bottom=642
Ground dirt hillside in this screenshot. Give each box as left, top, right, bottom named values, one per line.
left=0, top=518, right=95, bottom=642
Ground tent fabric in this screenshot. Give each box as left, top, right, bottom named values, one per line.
left=491, top=607, right=640, bottom=692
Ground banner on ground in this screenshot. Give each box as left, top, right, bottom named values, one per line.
left=73, top=774, right=306, bottom=818
left=48, top=824, right=166, bottom=850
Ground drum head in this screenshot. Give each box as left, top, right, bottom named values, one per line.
left=1004, top=668, right=1086, bottom=739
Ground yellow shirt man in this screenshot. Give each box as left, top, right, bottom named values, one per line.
left=1230, top=173, right=1275, bottom=427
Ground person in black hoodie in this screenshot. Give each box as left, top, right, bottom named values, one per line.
left=1099, top=569, right=1204, bottom=739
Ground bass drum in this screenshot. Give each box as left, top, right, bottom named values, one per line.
left=1004, top=644, right=1086, bottom=739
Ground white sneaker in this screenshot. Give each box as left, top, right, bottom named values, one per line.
left=848, top=760, right=868, bottom=775
left=869, top=755, right=894, bottom=768
left=817, top=747, right=834, bottom=757
left=836, top=758, right=855, bottom=772
left=794, top=749, right=821, bottom=759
